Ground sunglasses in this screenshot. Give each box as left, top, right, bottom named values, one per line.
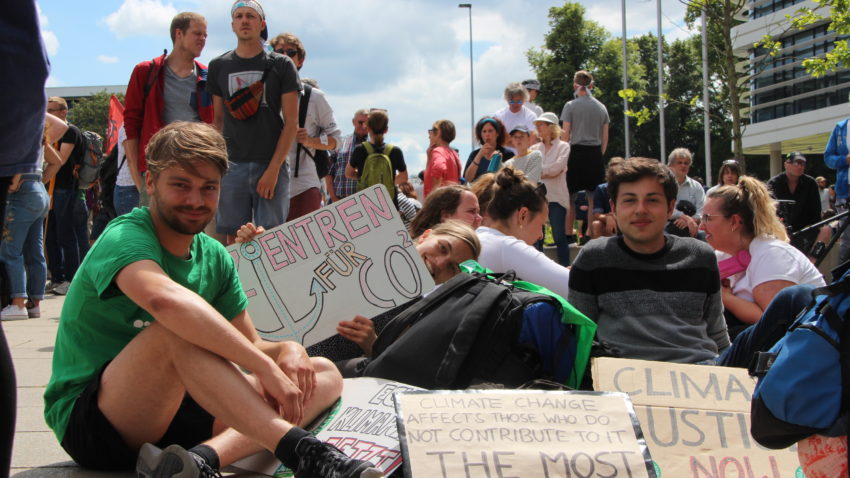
left=428, top=128, right=437, bottom=134
left=508, top=100, right=523, bottom=105
left=785, top=159, right=806, bottom=166
left=722, top=159, right=738, bottom=166
left=275, top=48, right=299, bottom=58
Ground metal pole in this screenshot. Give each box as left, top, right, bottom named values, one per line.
left=657, top=0, right=666, bottom=163
left=459, top=4, right=475, bottom=149
left=622, top=0, right=630, bottom=159
left=702, top=7, right=712, bottom=185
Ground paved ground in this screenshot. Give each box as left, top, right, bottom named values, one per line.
left=5, top=294, right=263, bottom=477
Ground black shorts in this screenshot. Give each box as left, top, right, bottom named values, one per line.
left=60, top=362, right=216, bottom=471
left=567, top=144, right=605, bottom=193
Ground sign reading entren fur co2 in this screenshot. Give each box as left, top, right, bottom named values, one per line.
left=227, top=185, right=435, bottom=346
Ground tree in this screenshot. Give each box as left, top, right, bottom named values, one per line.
left=685, top=0, right=749, bottom=165
left=67, top=90, right=123, bottom=140
left=526, top=3, right=609, bottom=115
left=780, top=0, right=850, bottom=77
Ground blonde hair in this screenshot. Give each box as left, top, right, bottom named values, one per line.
left=668, top=147, right=692, bottom=165
left=427, top=220, right=481, bottom=261
left=708, top=176, right=788, bottom=242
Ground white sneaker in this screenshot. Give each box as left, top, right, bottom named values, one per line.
left=52, top=281, right=70, bottom=296
left=1, top=305, right=28, bottom=321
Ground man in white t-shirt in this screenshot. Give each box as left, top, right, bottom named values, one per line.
left=493, top=82, right=538, bottom=153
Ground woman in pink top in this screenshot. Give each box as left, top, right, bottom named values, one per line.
left=531, top=112, right=572, bottom=266
left=424, top=119, right=460, bottom=198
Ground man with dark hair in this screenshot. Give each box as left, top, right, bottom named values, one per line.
left=568, top=157, right=729, bottom=364
left=560, top=70, right=609, bottom=242
left=123, top=11, right=213, bottom=211
left=207, top=0, right=301, bottom=243
left=767, top=152, right=821, bottom=252
left=269, top=32, right=341, bottom=220
left=44, top=122, right=382, bottom=478
left=45, top=96, right=89, bottom=296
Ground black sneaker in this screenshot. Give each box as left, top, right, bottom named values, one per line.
left=136, top=443, right=222, bottom=478
left=294, top=437, right=383, bottom=478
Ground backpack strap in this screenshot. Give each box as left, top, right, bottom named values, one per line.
left=384, top=144, right=393, bottom=155
left=143, top=50, right=167, bottom=101
left=363, top=142, right=375, bottom=155
left=294, top=84, right=313, bottom=178
left=434, top=280, right=510, bottom=387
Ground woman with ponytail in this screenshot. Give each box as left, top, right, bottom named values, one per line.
left=701, top=176, right=824, bottom=339
left=476, top=167, right=570, bottom=299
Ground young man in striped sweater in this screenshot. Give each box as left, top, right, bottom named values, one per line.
left=568, top=157, right=730, bottom=364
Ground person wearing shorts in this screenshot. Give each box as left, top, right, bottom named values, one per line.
left=561, top=70, right=609, bottom=240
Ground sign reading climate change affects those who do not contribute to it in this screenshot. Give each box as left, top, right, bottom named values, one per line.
left=395, top=389, right=656, bottom=478
left=227, top=185, right=435, bottom=346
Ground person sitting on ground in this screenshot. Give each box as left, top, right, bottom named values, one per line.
left=667, top=148, right=705, bottom=238
left=502, top=125, right=542, bottom=184
left=531, top=112, right=571, bottom=266
left=396, top=181, right=422, bottom=230
left=476, top=167, right=570, bottom=300
left=706, top=159, right=741, bottom=195
left=462, top=117, right=514, bottom=183
left=424, top=119, right=461, bottom=198
left=700, top=176, right=825, bottom=341
left=569, top=157, right=730, bottom=363
left=409, top=184, right=482, bottom=238
left=43, top=122, right=381, bottom=478
left=588, top=157, right=624, bottom=240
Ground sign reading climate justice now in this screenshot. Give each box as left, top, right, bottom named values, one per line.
left=226, top=185, right=435, bottom=346
left=395, top=390, right=656, bottom=478
left=592, top=358, right=801, bottom=478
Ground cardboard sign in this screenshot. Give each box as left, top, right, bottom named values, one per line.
left=592, top=358, right=802, bottom=477
left=395, top=390, right=656, bottom=478
left=232, top=377, right=423, bottom=477
left=227, top=185, right=434, bottom=346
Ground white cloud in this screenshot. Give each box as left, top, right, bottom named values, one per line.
left=97, top=55, right=119, bottom=64
left=103, top=0, right=178, bottom=39
left=36, top=3, right=59, bottom=56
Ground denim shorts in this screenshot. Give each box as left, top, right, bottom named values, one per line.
left=216, top=161, right=290, bottom=235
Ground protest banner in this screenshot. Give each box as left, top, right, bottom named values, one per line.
left=226, top=185, right=434, bottom=346
left=395, top=389, right=656, bottom=478
left=233, top=377, right=423, bottom=477
left=592, top=357, right=801, bottom=477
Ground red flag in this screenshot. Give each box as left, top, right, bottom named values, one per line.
left=106, top=94, right=124, bottom=154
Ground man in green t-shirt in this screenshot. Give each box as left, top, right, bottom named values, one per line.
left=44, top=120, right=382, bottom=478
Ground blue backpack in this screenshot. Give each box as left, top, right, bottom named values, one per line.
left=750, top=270, right=850, bottom=451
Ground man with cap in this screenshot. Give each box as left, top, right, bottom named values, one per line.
left=767, top=152, right=822, bottom=252
left=521, top=79, right=544, bottom=118
left=207, top=0, right=301, bottom=244
left=123, top=12, right=214, bottom=211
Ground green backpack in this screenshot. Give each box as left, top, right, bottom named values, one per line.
left=357, top=142, right=396, bottom=196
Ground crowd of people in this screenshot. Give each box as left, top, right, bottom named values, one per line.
left=2, top=0, right=849, bottom=477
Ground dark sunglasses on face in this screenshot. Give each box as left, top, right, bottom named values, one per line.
left=275, top=48, right=299, bottom=58
left=428, top=128, right=437, bottom=134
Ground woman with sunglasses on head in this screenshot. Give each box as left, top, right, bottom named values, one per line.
left=424, top=119, right=460, bottom=198
left=475, top=168, right=570, bottom=299
left=700, top=176, right=824, bottom=340
left=463, top=117, right=514, bottom=184
left=706, top=159, right=742, bottom=195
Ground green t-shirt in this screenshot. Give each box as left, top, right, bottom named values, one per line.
left=44, top=207, right=248, bottom=443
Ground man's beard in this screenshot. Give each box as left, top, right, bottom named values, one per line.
left=154, top=200, right=213, bottom=236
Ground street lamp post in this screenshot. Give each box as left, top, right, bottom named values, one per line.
left=459, top=3, right=475, bottom=149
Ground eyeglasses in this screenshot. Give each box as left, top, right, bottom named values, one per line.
left=702, top=213, right=730, bottom=223
left=275, top=48, right=299, bottom=58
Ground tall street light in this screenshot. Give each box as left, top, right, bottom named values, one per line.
left=459, top=3, right=475, bottom=149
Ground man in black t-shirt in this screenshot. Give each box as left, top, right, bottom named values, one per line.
left=767, top=152, right=822, bottom=253
left=344, top=109, right=407, bottom=197
left=45, top=97, right=90, bottom=296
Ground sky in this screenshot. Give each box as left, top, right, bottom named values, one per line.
left=37, top=0, right=692, bottom=173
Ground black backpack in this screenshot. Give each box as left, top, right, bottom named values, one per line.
left=293, top=84, right=331, bottom=179
left=363, top=271, right=573, bottom=389
left=97, top=146, right=126, bottom=217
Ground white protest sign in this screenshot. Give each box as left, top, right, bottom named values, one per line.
left=226, top=185, right=434, bottom=346
left=232, top=377, right=423, bottom=477
left=395, top=390, right=656, bottom=478
left=592, top=357, right=801, bottom=478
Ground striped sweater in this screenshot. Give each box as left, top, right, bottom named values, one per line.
left=568, top=235, right=730, bottom=363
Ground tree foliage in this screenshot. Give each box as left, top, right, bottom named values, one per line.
left=67, top=90, right=123, bottom=140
